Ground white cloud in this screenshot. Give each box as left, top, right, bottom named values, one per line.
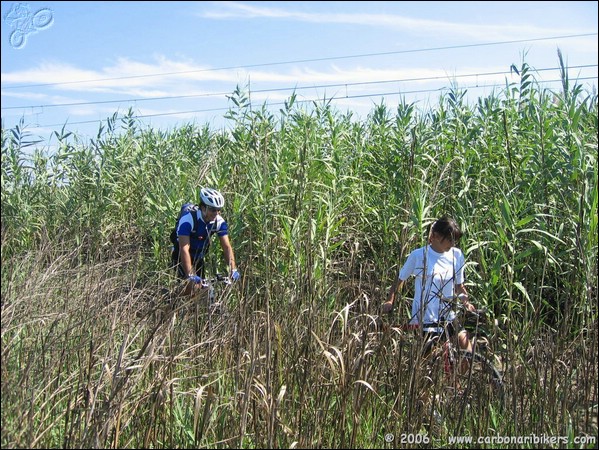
left=2, top=56, right=496, bottom=95
left=199, top=1, right=586, bottom=41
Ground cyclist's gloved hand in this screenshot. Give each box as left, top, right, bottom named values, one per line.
left=231, top=269, right=240, bottom=282
left=188, top=275, right=202, bottom=284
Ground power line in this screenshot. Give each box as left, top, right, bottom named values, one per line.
left=27, top=76, right=598, bottom=130
left=1, top=33, right=596, bottom=90
left=2, top=64, right=596, bottom=111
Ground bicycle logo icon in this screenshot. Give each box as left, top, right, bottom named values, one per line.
left=4, top=3, right=54, bottom=49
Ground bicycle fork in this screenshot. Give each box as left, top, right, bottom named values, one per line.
left=443, top=341, right=453, bottom=376
left=208, top=285, right=215, bottom=307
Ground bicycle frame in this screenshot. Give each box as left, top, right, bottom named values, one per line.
left=199, top=273, right=232, bottom=311
left=419, top=297, right=505, bottom=407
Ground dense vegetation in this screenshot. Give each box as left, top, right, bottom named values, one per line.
left=2, top=59, right=597, bottom=448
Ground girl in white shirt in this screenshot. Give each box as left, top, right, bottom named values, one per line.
left=382, top=216, right=476, bottom=351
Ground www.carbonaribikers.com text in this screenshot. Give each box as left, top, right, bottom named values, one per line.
left=448, top=434, right=596, bottom=446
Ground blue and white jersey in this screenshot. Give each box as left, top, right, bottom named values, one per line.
left=176, top=210, right=228, bottom=260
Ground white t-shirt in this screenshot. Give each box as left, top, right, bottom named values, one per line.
left=399, top=245, right=466, bottom=326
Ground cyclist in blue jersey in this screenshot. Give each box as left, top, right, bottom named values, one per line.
left=175, top=187, right=240, bottom=295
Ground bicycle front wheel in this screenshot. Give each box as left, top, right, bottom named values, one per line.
left=450, top=350, right=505, bottom=408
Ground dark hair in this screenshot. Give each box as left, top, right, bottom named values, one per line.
left=431, top=216, right=463, bottom=243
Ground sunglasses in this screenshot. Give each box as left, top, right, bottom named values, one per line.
left=206, top=206, right=221, bottom=213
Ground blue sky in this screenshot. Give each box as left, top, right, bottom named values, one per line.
left=1, top=1, right=597, bottom=149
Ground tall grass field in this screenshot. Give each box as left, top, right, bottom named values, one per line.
left=2, top=59, right=597, bottom=448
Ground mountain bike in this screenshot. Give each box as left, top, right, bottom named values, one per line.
left=155, top=273, right=234, bottom=332
left=195, top=273, right=232, bottom=316
left=183, top=273, right=232, bottom=323
left=418, top=296, right=505, bottom=427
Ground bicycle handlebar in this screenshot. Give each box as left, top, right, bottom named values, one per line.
left=435, top=295, right=489, bottom=326
left=439, top=293, right=468, bottom=303
left=190, top=273, right=232, bottom=287
left=440, top=294, right=474, bottom=310
left=204, top=273, right=231, bottom=286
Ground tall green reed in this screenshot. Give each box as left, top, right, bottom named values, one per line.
left=2, top=55, right=597, bottom=448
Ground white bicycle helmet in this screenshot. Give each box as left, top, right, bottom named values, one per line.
left=200, top=187, right=225, bottom=208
